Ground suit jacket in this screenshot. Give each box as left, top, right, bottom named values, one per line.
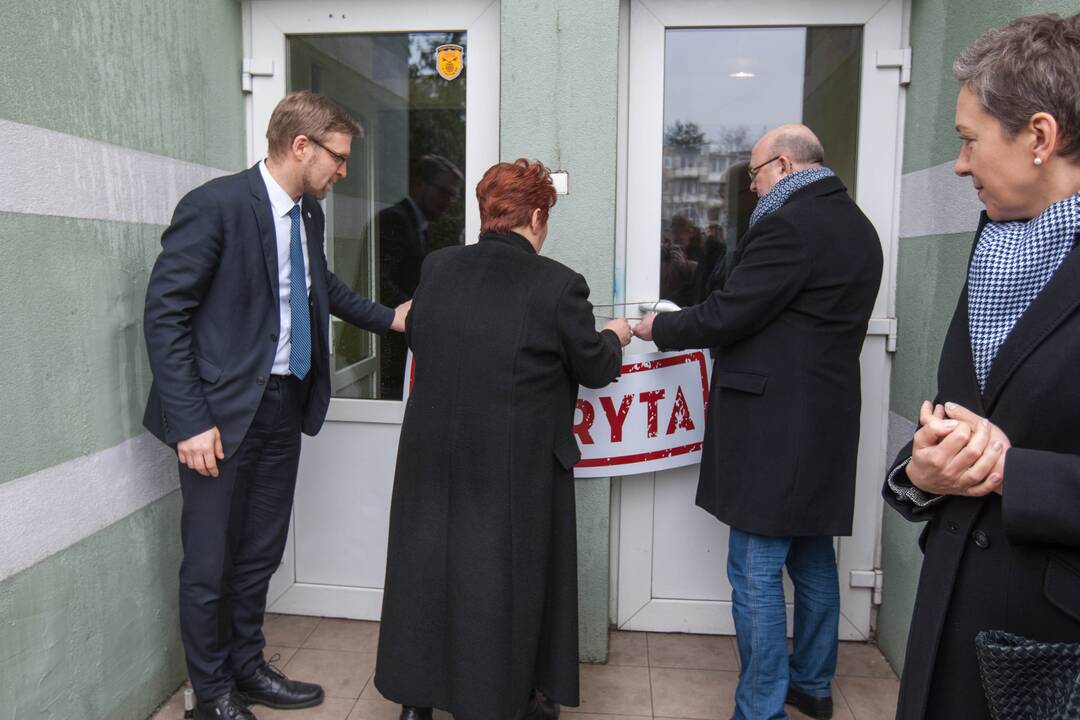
left=143, top=163, right=394, bottom=459
left=654, top=176, right=883, bottom=537
left=883, top=214, right=1080, bottom=719
left=375, top=231, right=622, bottom=720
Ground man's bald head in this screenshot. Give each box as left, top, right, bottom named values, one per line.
left=749, top=124, right=826, bottom=197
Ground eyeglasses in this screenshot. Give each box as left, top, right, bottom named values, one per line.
left=747, top=156, right=781, bottom=181
left=310, top=137, right=349, bottom=167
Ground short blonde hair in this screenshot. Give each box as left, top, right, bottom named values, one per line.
left=954, top=13, right=1080, bottom=160
left=266, top=91, right=364, bottom=159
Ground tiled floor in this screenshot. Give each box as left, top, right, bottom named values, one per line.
left=152, top=615, right=899, bottom=720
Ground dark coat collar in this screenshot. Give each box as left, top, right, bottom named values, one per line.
left=784, top=174, right=847, bottom=204
left=478, top=230, right=537, bottom=254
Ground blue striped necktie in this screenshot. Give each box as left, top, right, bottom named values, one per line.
left=288, top=204, right=311, bottom=380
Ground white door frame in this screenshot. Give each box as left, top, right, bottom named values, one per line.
left=243, top=0, right=500, bottom=617
left=615, top=0, right=906, bottom=640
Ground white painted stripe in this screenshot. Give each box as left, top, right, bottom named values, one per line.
left=0, top=119, right=233, bottom=226
left=899, top=160, right=985, bottom=239
left=0, top=433, right=179, bottom=582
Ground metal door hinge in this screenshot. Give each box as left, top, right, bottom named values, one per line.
left=865, top=317, right=898, bottom=353
left=243, top=58, right=274, bottom=93
left=876, top=48, right=912, bottom=86
left=849, top=569, right=884, bottom=606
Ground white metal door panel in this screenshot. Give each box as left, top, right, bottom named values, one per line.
left=617, top=0, right=904, bottom=640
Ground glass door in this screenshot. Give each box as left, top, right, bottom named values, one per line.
left=286, top=31, right=468, bottom=400
left=617, top=0, right=903, bottom=641
left=248, top=0, right=499, bottom=620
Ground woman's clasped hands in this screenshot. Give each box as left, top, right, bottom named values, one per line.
left=907, top=400, right=1010, bottom=498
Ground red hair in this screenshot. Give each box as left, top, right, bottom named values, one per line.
left=476, top=159, right=557, bottom=234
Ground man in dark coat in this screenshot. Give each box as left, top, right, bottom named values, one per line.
left=635, top=125, right=883, bottom=720
left=375, top=159, right=631, bottom=720
left=376, top=155, right=463, bottom=398
left=143, top=91, right=409, bottom=719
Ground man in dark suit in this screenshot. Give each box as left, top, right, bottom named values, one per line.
left=143, top=91, right=409, bottom=720
left=376, top=155, right=463, bottom=398
left=634, top=125, right=883, bottom=720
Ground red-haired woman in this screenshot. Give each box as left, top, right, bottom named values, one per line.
left=374, top=160, right=631, bottom=720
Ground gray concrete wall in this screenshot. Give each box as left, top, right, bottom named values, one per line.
left=500, top=0, right=621, bottom=662
left=0, top=1, right=245, bottom=716
left=879, top=0, right=1078, bottom=675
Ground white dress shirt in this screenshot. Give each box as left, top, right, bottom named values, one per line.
left=259, top=160, right=313, bottom=376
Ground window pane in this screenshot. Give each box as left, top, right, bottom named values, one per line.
left=660, top=26, right=861, bottom=307
left=288, top=32, right=466, bottom=400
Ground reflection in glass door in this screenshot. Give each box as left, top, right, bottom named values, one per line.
left=659, top=26, right=861, bottom=308
left=288, top=32, right=467, bottom=400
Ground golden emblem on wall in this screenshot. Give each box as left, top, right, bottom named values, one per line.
left=436, top=44, right=464, bottom=81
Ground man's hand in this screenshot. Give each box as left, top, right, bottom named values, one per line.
left=632, top=312, right=657, bottom=342
left=603, top=318, right=632, bottom=347
left=906, top=400, right=1005, bottom=497
left=391, top=299, right=412, bottom=333
left=177, top=426, right=224, bottom=478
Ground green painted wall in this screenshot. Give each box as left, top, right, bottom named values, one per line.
left=888, top=231, right=972, bottom=421
left=902, top=0, right=1078, bottom=174
left=0, top=0, right=244, bottom=169
left=500, top=0, right=621, bottom=662
left=877, top=496, right=925, bottom=671
left=0, top=0, right=245, bottom=715
left=0, top=0, right=247, bottom=485
left=880, top=0, right=1077, bottom=675
left=0, top=494, right=185, bottom=720
left=0, top=215, right=160, bottom=485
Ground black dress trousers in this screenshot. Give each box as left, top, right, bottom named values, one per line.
left=177, top=373, right=307, bottom=700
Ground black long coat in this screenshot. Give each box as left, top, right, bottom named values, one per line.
left=884, top=214, right=1080, bottom=719
left=374, top=231, right=623, bottom=720
left=654, top=177, right=883, bottom=536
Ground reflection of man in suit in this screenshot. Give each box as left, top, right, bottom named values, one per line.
left=143, top=91, right=409, bottom=719
left=377, top=154, right=463, bottom=398
left=635, top=124, right=882, bottom=720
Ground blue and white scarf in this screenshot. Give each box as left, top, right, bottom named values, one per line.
left=968, top=191, right=1080, bottom=390
left=749, top=166, right=836, bottom=227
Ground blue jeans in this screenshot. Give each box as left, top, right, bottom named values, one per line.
left=727, top=528, right=839, bottom=720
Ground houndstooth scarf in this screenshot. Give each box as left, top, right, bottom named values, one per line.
left=749, top=166, right=836, bottom=227
left=968, top=191, right=1080, bottom=391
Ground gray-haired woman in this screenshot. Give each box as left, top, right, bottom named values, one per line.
left=883, top=13, right=1080, bottom=719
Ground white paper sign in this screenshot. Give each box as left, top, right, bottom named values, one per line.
left=403, top=349, right=712, bottom=478
left=572, top=350, right=712, bottom=478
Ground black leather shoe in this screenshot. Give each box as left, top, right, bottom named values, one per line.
left=194, top=691, right=257, bottom=720
left=237, top=662, right=324, bottom=709
left=785, top=685, right=833, bottom=719
left=400, top=706, right=433, bottom=720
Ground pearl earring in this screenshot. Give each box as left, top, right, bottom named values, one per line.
left=1034, top=156, right=1043, bottom=166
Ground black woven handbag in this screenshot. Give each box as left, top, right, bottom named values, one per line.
left=975, top=630, right=1080, bottom=719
